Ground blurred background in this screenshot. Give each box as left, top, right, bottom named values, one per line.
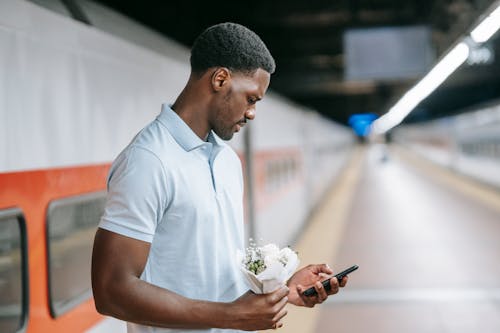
left=1, top=0, right=500, bottom=332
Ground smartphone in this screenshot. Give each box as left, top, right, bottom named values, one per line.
left=303, top=265, right=358, bottom=297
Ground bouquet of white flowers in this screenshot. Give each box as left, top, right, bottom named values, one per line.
left=238, top=241, right=299, bottom=294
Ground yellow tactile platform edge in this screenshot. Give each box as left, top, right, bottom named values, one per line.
left=394, top=145, right=500, bottom=214
left=278, top=146, right=365, bottom=333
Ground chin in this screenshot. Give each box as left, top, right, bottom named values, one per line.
left=214, top=129, right=234, bottom=141
left=221, top=133, right=234, bottom=141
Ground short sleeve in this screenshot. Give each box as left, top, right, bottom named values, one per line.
left=99, top=146, right=169, bottom=243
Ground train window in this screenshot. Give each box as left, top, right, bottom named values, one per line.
left=0, top=209, right=28, bottom=333
left=46, top=192, right=106, bottom=317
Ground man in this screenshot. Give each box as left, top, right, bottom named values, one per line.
left=92, top=22, right=347, bottom=332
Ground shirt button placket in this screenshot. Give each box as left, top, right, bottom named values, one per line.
left=202, top=145, right=217, bottom=193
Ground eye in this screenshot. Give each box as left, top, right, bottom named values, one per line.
left=248, top=97, right=257, bottom=105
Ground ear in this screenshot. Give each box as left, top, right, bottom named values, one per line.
left=211, top=67, right=231, bottom=92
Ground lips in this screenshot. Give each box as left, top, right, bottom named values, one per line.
left=234, top=117, right=247, bottom=132
left=237, top=119, right=246, bottom=127
left=235, top=121, right=246, bottom=132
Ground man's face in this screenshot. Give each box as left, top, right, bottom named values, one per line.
left=210, top=68, right=270, bottom=140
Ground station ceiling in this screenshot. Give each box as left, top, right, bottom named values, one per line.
left=96, top=0, right=500, bottom=125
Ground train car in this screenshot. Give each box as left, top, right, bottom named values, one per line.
left=393, top=99, right=500, bottom=188
left=0, top=1, right=355, bottom=332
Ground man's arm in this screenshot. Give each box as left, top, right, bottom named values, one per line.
left=91, top=228, right=289, bottom=330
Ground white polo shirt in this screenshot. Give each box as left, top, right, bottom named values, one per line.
left=99, top=104, right=248, bottom=333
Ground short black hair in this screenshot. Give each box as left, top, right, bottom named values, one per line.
left=190, top=22, right=275, bottom=75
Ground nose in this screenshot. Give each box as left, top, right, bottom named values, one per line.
left=245, top=109, right=256, bottom=121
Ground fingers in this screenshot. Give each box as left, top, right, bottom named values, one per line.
left=269, top=286, right=289, bottom=303
left=272, top=305, right=288, bottom=324
left=339, top=276, right=348, bottom=288
left=273, top=292, right=289, bottom=312
left=314, top=280, right=328, bottom=301
left=295, top=283, right=326, bottom=308
left=297, top=291, right=319, bottom=308
left=322, top=263, right=334, bottom=275
left=310, top=263, right=333, bottom=275
left=296, top=290, right=315, bottom=308
left=309, top=277, right=339, bottom=298
left=234, top=287, right=290, bottom=331
left=271, top=322, right=284, bottom=330
left=269, top=288, right=288, bottom=330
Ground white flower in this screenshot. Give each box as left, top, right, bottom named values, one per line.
left=279, top=247, right=295, bottom=265
left=260, top=243, right=280, bottom=258
left=238, top=241, right=299, bottom=294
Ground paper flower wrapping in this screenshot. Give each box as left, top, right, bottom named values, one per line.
left=238, top=242, right=299, bottom=294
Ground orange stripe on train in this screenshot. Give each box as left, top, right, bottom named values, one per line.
left=0, top=164, right=110, bottom=333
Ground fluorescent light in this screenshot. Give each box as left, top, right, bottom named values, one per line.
left=471, top=4, right=500, bottom=43
left=371, top=2, right=500, bottom=136
left=371, top=42, right=470, bottom=134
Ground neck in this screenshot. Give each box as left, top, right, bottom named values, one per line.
left=172, top=74, right=211, bottom=141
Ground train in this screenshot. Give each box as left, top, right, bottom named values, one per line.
left=0, top=1, right=355, bottom=332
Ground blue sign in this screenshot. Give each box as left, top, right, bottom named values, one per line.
left=348, top=113, right=378, bottom=137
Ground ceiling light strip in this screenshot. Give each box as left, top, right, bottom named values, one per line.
left=371, top=43, right=469, bottom=134
left=371, top=1, right=500, bottom=135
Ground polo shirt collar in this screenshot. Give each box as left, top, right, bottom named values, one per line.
left=157, top=104, right=226, bottom=153
left=207, top=130, right=226, bottom=157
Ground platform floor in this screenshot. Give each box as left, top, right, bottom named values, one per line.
left=282, top=144, right=500, bottom=333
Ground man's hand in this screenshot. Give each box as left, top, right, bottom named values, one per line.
left=286, top=264, right=348, bottom=307
left=92, top=229, right=289, bottom=330
left=229, top=286, right=289, bottom=330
